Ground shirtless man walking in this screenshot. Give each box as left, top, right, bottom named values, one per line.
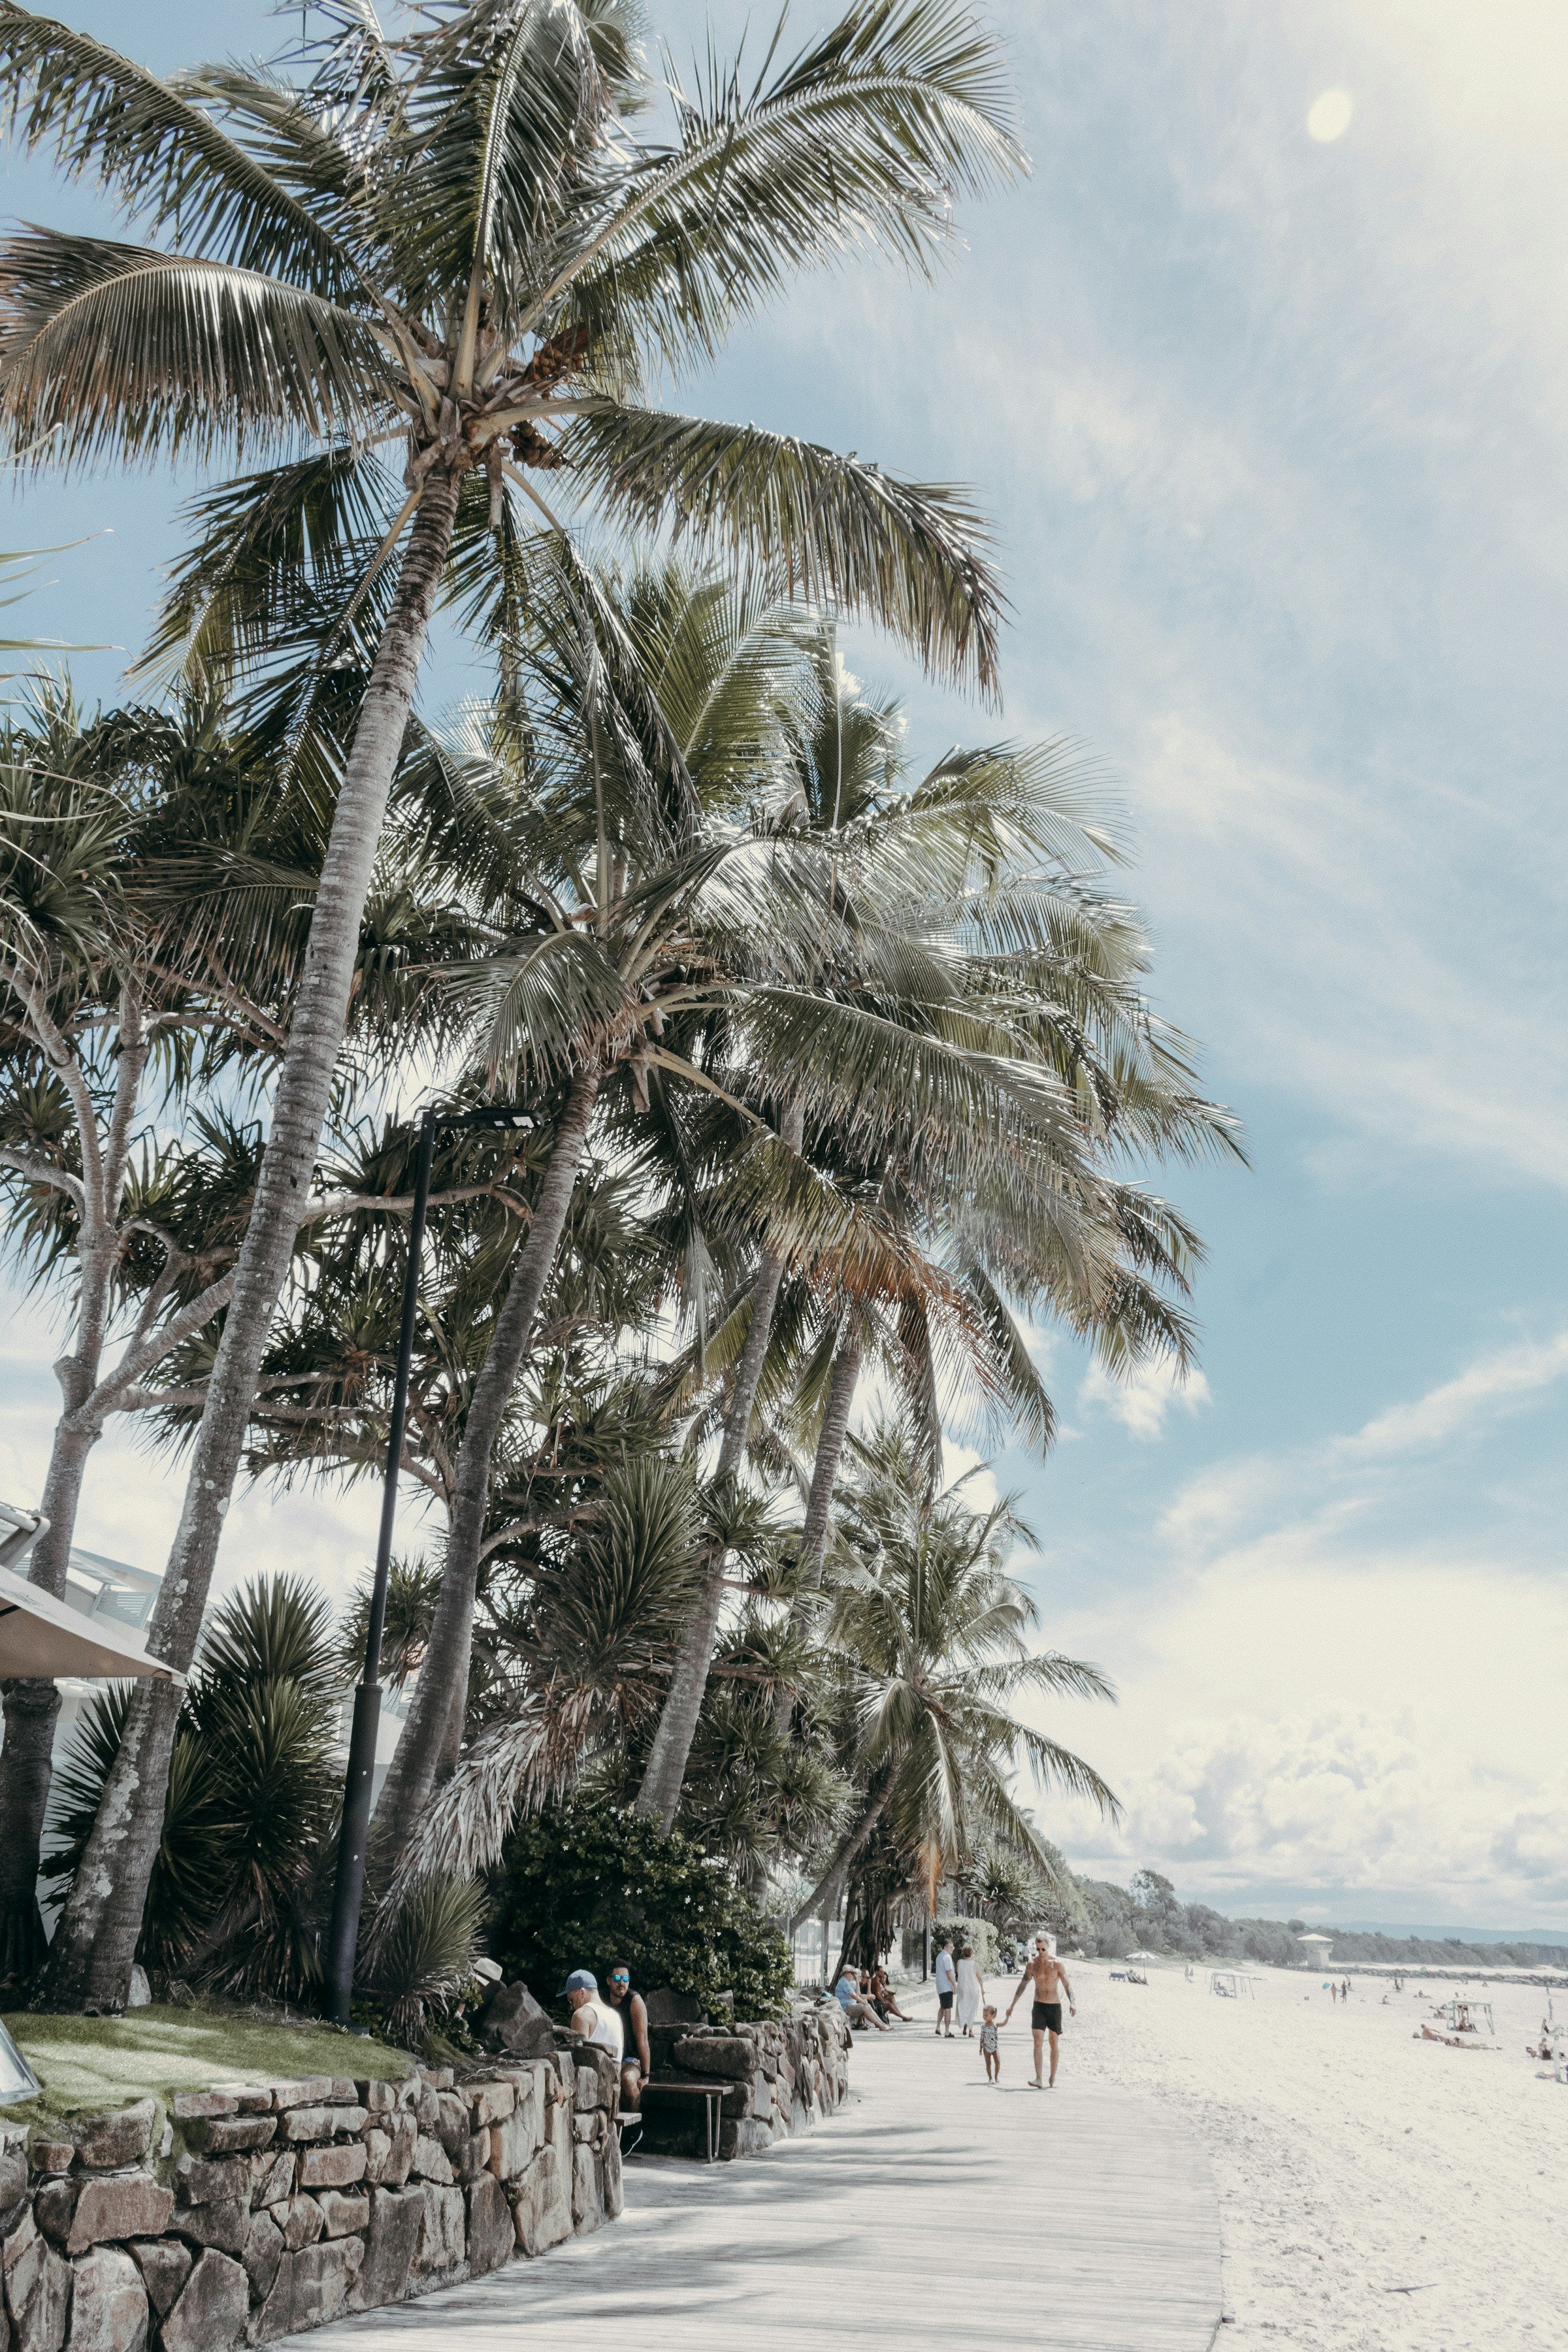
left=1003, top=1933, right=1076, bottom=2089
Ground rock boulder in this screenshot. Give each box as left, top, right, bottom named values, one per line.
left=476, top=1984, right=555, bottom=2061
left=124, top=2238, right=189, bottom=2319
left=67, top=2247, right=148, bottom=2352
left=72, top=2102, right=156, bottom=2174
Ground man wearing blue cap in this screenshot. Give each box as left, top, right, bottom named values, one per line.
left=563, top=1968, right=625, bottom=2066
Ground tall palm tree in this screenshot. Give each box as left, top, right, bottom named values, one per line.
left=363, top=557, right=1026, bottom=1850
left=0, top=689, right=502, bottom=1984
left=787, top=1414, right=1118, bottom=1938
left=1, top=0, right=1020, bottom=2010
left=634, top=638, right=1239, bottom=1818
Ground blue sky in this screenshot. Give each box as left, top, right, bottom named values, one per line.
left=3, top=0, right=1566, bottom=1931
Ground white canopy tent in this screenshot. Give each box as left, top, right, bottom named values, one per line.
left=0, top=1561, right=183, bottom=1684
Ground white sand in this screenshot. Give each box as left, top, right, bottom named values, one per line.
left=1053, top=1960, right=1566, bottom=2349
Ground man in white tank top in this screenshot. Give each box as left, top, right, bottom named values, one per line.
left=563, top=1968, right=624, bottom=2063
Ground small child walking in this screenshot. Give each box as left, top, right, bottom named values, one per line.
left=980, top=2004, right=1001, bottom=2083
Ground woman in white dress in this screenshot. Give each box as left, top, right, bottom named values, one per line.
left=955, top=1942, right=985, bottom=2036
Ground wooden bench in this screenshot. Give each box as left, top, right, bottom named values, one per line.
left=635, top=2079, right=725, bottom=2162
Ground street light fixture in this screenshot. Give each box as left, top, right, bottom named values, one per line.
left=325, top=1101, right=534, bottom=2027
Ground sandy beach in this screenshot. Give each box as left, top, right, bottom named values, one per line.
left=1043, top=1959, right=1565, bottom=2349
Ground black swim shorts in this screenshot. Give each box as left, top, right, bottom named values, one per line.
left=937, top=1989, right=954, bottom=2010
left=1031, top=2001, right=1063, bottom=2033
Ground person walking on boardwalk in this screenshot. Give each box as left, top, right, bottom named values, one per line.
left=955, top=1942, right=985, bottom=2036
left=1004, top=1933, right=1076, bottom=2088
left=934, top=1937, right=958, bottom=2035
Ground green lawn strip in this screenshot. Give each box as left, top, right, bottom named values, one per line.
left=1, top=2003, right=413, bottom=2138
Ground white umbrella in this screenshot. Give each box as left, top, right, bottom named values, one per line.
left=0, top=2019, right=41, bottom=2104
left=0, top=1561, right=183, bottom=1684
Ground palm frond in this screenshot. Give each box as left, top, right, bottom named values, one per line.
left=0, top=229, right=394, bottom=465
left=532, top=0, right=1024, bottom=365
left=569, top=404, right=1002, bottom=694
left=0, top=7, right=356, bottom=293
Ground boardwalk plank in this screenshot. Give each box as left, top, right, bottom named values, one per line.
left=278, top=2029, right=1221, bottom=2352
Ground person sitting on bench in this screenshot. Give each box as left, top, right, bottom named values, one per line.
left=602, top=1961, right=651, bottom=2111
left=834, top=1967, right=890, bottom=2031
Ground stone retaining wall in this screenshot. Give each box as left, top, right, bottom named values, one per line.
left=640, top=2006, right=853, bottom=2160
left=1, top=2002, right=857, bottom=2349
left=0, top=2042, right=621, bottom=2352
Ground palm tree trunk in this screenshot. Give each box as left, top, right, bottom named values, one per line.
left=0, top=1416, right=99, bottom=1980
left=788, top=1760, right=896, bottom=1936
left=771, top=1318, right=864, bottom=1736
left=36, top=471, right=466, bottom=2014
left=371, top=1067, right=600, bottom=1865
left=798, top=1320, right=864, bottom=1586
left=636, top=1101, right=804, bottom=1829
left=0, top=1016, right=139, bottom=1985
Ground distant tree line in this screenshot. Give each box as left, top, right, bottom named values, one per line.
left=1060, top=1867, right=1564, bottom=1970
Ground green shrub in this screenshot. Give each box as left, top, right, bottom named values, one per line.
left=488, top=1804, right=792, bottom=2021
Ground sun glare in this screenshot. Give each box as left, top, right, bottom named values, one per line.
left=1307, top=87, right=1356, bottom=142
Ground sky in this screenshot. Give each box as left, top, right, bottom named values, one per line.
left=3, top=0, right=1567, bottom=1933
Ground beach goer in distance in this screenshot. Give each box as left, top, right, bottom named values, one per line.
left=1004, top=1933, right=1076, bottom=2089
left=956, top=1942, right=985, bottom=2036
left=602, top=1963, right=651, bottom=2112
left=934, top=1938, right=958, bottom=2036
left=564, top=1969, right=623, bottom=2068
left=835, top=1967, right=891, bottom=2032
left=979, top=2004, right=1002, bottom=2084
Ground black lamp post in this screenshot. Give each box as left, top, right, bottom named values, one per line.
left=325, top=1101, right=534, bottom=2028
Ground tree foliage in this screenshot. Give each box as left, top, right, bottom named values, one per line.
left=487, top=1801, right=793, bottom=2019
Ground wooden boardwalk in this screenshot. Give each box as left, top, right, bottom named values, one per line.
left=287, top=2021, right=1221, bottom=2352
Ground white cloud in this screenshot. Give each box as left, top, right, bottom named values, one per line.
left=1032, top=1328, right=1568, bottom=1923
left=1154, top=1326, right=1568, bottom=1554
left=939, top=1441, right=1000, bottom=1514
left=1080, top=1357, right=1212, bottom=1443
left=1063, top=1702, right=1568, bottom=1914
left=1337, top=1331, right=1568, bottom=1461
left=1043, top=1545, right=1568, bottom=1920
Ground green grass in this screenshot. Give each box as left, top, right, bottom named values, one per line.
left=1, top=2003, right=413, bottom=2134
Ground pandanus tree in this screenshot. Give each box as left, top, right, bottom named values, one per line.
left=0, top=0, right=1019, bottom=2007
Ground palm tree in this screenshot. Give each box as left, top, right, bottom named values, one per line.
left=0, top=693, right=500, bottom=1982
left=787, top=1414, right=1119, bottom=1940
left=365, top=554, right=1154, bottom=1848
left=634, top=638, right=1239, bottom=1814
left=1, top=0, right=1021, bottom=2010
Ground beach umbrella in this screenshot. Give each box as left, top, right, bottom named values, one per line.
left=0, top=2020, right=41, bottom=2104
left=0, top=1562, right=184, bottom=1684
